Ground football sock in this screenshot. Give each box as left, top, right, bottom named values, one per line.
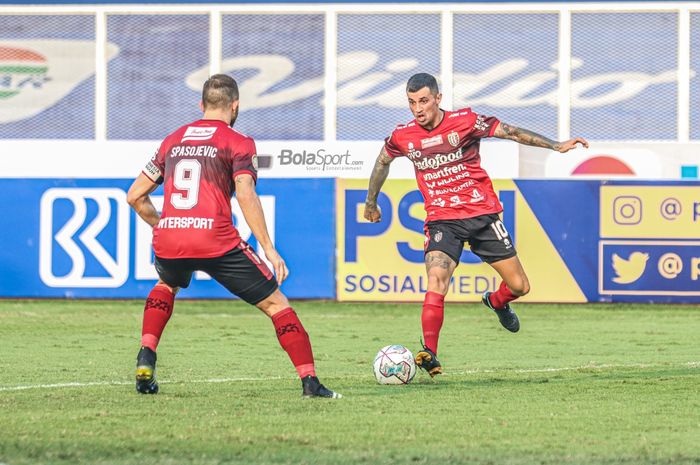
left=421, top=291, right=445, bottom=354
left=489, top=281, right=518, bottom=310
left=141, top=285, right=175, bottom=352
left=272, top=308, right=316, bottom=378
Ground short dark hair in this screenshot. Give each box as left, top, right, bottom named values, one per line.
left=406, top=73, right=439, bottom=95
left=202, top=74, right=239, bottom=110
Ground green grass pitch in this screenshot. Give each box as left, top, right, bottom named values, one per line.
left=1, top=299, right=699, bottom=465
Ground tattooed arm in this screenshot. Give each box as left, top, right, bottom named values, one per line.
left=493, top=122, right=588, bottom=153
left=363, top=146, right=395, bottom=223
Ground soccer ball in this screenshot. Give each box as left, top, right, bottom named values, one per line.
left=372, top=345, right=417, bottom=385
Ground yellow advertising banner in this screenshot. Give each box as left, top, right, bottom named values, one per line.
left=600, top=185, right=700, bottom=239
left=336, top=179, right=585, bottom=302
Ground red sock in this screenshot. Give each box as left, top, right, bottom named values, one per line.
left=489, top=281, right=518, bottom=310
left=272, top=308, right=316, bottom=378
left=422, top=291, right=445, bottom=354
left=141, top=285, right=175, bottom=351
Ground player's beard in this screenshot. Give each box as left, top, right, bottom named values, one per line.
left=229, top=106, right=239, bottom=127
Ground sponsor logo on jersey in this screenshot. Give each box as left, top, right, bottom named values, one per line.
left=430, top=197, right=446, bottom=207
left=447, top=131, right=460, bottom=147
left=449, top=195, right=465, bottom=207
left=470, top=188, right=485, bottom=203
left=473, top=115, right=489, bottom=132
left=182, top=126, right=217, bottom=142
left=421, top=135, right=443, bottom=149
left=429, top=179, right=476, bottom=196
left=414, top=148, right=463, bottom=171
left=422, top=164, right=469, bottom=181
left=407, top=142, right=422, bottom=160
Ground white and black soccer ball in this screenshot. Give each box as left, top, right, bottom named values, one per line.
left=372, top=345, right=417, bottom=385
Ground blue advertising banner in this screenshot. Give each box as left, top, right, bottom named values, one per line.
left=516, top=180, right=700, bottom=303
left=0, top=178, right=335, bottom=298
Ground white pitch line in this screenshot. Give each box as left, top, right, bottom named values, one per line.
left=0, top=376, right=289, bottom=392
left=0, top=362, right=697, bottom=393
left=447, top=361, right=700, bottom=376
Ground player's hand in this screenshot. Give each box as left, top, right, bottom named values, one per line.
left=264, top=248, right=289, bottom=284
left=557, top=137, right=589, bottom=153
left=364, top=202, right=382, bottom=223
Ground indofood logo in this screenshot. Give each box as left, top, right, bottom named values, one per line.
left=0, top=40, right=119, bottom=123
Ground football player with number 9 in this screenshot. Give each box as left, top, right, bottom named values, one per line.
left=126, top=74, right=340, bottom=398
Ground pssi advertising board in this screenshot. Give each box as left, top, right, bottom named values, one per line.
left=337, top=180, right=700, bottom=303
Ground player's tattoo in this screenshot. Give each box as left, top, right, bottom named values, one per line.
left=497, top=122, right=561, bottom=151
left=366, top=147, right=393, bottom=205
left=425, top=251, right=455, bottom=271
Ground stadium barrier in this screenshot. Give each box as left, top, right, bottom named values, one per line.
left=0, top=2, right=698, bottom=302
left=1, top=178, right=698, bottom=303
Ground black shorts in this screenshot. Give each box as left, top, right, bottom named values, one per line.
left=154, top=241, right=278, bottom=305
left=424, top=213, right=517, bottom=265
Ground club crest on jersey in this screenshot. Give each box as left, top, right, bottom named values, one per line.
left=447, top=131, right=460, bottom=147
left=434, top=231, right=443, bottom=243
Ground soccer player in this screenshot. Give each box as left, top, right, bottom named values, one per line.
left=363, top=73, right=588, bottom=377
left=126, top=74, right=340, bottom=398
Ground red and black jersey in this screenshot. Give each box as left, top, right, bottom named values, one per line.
left=142, top=119, right=258, bottom=259
left=385, top=108, right=501, bottom=222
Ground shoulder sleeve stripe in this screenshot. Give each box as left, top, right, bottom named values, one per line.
left=233, top=169, right=257, bottom=183
left=488, top=119, right=500, bottom=137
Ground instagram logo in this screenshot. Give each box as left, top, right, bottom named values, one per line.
left=613, top=196, right=642, bottom=225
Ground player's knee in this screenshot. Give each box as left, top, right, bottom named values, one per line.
left=155, top=281, right=179, bottom=296
left=510, top=279, right=530, bottom=297
left=256, top=289, right=290, bottom=317
left=427, top=274, right=450, bottom=294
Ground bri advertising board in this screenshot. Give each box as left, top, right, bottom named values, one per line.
left=0, top=178, right=335, bottom=299
left=337, top=180, right=700, bottom=303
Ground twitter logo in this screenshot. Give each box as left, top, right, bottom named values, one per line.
left=612, top=252, right=649, bottom=284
